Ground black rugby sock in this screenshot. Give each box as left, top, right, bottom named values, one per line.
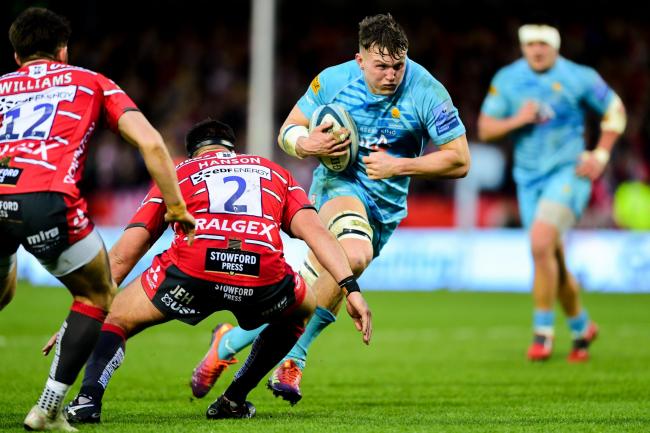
left=36, top=302, right=106, bottom=416
left=78, top=324, right=127, bottom=402
left=51, top=301, right=107, bottom=385
left=224, top=321, right=304, bottom=403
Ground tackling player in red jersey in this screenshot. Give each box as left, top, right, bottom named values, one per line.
left=61, top=119, right=371, bottom=423
left=0, top=8, right=195, bottom=431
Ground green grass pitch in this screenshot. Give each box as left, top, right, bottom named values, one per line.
left=1, top=283, right=649, bottom=432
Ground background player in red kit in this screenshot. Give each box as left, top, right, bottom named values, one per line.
left=62, top=119, right=372, bottom=422
left=0, top=8, right=195, bottom=431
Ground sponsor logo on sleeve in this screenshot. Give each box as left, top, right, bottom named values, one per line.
left=592, top=78, right=610, bottom=101
left=433, top=100, right=461, bottom=136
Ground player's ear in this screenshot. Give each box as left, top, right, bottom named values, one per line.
left=55, top=46, right=68, bottom=63
left=355, top=52, right=364, bottom=69
left=14, top=52, right=21, bottom=66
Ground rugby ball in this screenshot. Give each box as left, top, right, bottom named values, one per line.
left=309, top=104, right=359, bottom=172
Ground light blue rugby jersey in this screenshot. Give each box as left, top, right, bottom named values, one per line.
left=480, top=57, right=614, bottom=184
left=297, top=59, right=466, bottom=224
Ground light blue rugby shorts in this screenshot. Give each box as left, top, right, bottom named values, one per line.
left=516, top=164, right=592, bottom=229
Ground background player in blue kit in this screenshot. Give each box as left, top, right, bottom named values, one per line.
left=190, top=13, right=470, bottom=403
left=478, top=19, right=626, bottom=362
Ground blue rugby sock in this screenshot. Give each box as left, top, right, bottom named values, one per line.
left=533, top=309, right=555, bottom=336
left=282, top=306, right=336, bottom=370
left=567, top=310, right=589, bottom=339
left=218, top=325, right=266, bottom=360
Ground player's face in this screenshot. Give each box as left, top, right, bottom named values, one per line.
left=356, top=45, right=407, bottom=95
left=521, top=41, right=558, bottom=72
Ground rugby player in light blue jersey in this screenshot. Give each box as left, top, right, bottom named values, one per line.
left=478, top=20, right=626, bottom=362
left=189, top=13, right=470, bottom=404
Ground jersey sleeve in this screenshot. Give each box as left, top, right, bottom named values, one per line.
left=296, top=65, right=341, bottom=120
left=417, top=75, right=466, bottom=146
left=95, top=73, right=139, bottom=132
left=280, top=171, right=316, bottom=237
left=480, top=69, right=511, bottom=119
left=579, top=66, right=614, bottom=116
left=126, top=186, right=168, bottom=243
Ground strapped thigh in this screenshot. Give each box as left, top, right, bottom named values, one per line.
left=298, top=211, right=373, bottom=287
left=327, top=211, right=373, bottom=243
left=535, top=199, right=576, bottom=234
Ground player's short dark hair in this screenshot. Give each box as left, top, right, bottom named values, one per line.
left=358, top=13, right=408, bottom=60
left=185, top=118, right=236, bottom=157
left=9, top=7, right=71, bottom=62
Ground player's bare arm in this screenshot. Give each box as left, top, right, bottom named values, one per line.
left=478, top=101, right=540, bottom=142
left=109, top=227, right=152, bottom=286
left=576, top=95, right=626, bottom=180
left=363, top=134, right=470, bottom=180
left=289, top=208, right=372, bottom=344
left=278, top=105, right=351, bottom=159
left=118, top=111, right=195, bottom=242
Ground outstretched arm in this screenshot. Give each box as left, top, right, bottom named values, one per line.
left=118, top=111, right=195, bottom=243
left=109, top=227, right=153, bottom=287
left=289, top=208, right=372, bottom=344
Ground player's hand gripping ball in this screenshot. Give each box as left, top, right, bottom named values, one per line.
left=309, top=104, right=359, bottom=172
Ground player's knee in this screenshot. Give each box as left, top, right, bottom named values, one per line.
left=103, top=310, right=133, bottom=335
left=327, top=211, right=374, bottom=276
left=530, top=233, right=556, bottom=260
left=84, top=280, right=117, bottom=311
left=345, top=248, right=372, bottom=277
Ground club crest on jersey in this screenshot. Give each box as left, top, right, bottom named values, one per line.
left=310, top=75, right=321, bottom=95
left=28, top=64, right=47, bottom=79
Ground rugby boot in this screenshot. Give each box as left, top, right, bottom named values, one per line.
left=191, top=323, right=238, bottom=398
left=568, top=322, right=599, bottom=363
left=206, top=394, right=256, bottom=419
left=267, top=359, right=303, bottom=405
left=24, top=405, right=78, bottom=432
left=63, top=393, right=101, bottom=424
left=527, top=333, right=554, bottom=361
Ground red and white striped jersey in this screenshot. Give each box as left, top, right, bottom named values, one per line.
left=128, top=150, right=315, bottom=286
left=0, top=60, right=138, bottom=198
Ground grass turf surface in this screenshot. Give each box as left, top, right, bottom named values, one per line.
left=1, top=284, right=649, bottom=432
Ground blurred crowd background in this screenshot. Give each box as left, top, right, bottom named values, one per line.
left=2, top=0, right=648, bottom=228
